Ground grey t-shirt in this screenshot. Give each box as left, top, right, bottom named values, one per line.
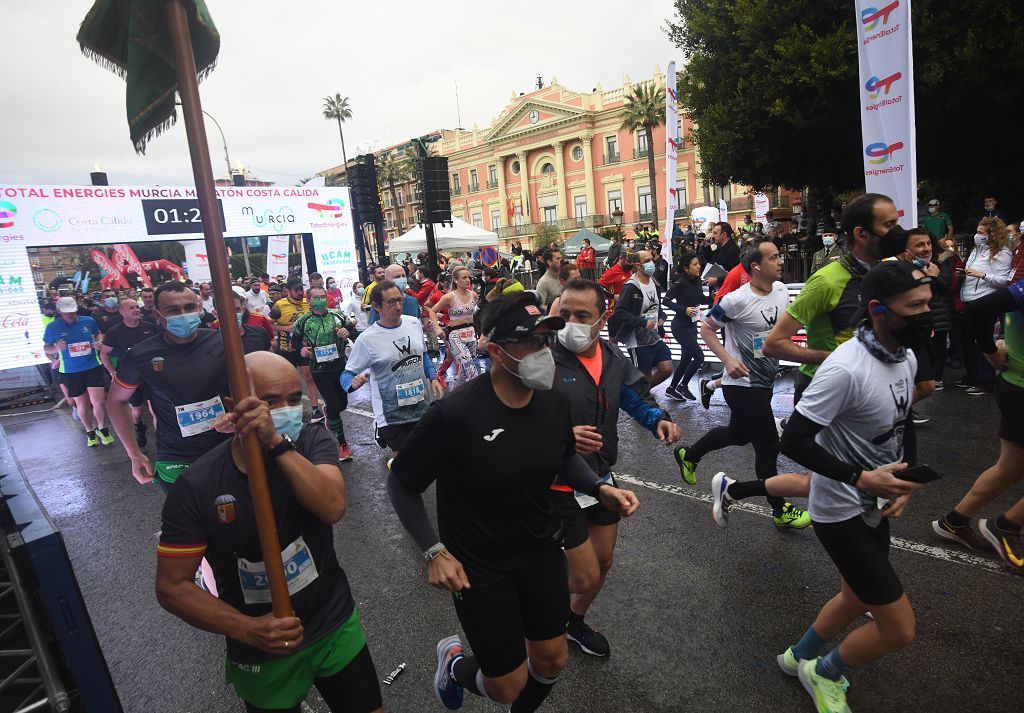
left=796, top=337, right=916, bottom=524
left=536, top=271, right=561, bottom=311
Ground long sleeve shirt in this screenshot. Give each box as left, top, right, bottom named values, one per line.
left=961, top=246, right=1013, bottom=302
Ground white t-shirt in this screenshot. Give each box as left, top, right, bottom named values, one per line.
left=245, top=289, right=270, bottom=316
left=623, top=277, right=662, bottom=349
left=345, top=315, right=431, bottom=427
left=706, top=281, right=789, bottom=388
left=796, top=337, right=917, bottom=524
left=345, top=294, right=369, bottom=332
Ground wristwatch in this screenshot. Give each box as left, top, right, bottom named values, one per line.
left=266, top=433, right=295, bottom=458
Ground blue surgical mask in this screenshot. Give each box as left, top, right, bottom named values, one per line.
left=271, top=404, right=303, bottom=442
left=236, top=313, right=244, bottom=326
left=104, top=297, right=117, bottom=308
left=642, top=261, right=656, bottom=276
left=911, top=257, right=928, bottom=269
left=164, top=312, right=201, bottom=338
left=394, top=277, right=409, bottom=291
left=822, top=236, right=835, bottom=248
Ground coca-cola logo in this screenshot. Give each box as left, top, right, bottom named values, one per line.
left=2, top=312, right=29, bottom=328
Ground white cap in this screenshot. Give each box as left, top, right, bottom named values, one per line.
left=231, top=285, right=248, bottom=299
left=56, top=297, right=78, bottom=313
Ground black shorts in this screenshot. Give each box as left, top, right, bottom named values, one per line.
left=61, top=366, right=106, bottom=398
left=378, top=422, right=415, bottom=452
left=813, top=516, right=903, bottom=606
left=552, top=484, right=622, bottom=551
left=279, top=349, right=309, bottom=368
left=452, top=544, right=568, bottom=678
left=630, top=341, right=672, bottom=374
left=128, top=383, right=149, bottom=408
left=995, top=376, right=1024, bottom=446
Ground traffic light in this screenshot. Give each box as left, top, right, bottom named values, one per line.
left=416, top=156, right=452, bottom=224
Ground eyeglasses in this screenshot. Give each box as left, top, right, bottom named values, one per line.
left=496, top=332, right=557, bottom=350
left=382, top=297, right=405, bottom=307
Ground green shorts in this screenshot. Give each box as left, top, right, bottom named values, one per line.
left=154, top=460, right=191, bottom=486
left=225, top=608, right=366, bottom=709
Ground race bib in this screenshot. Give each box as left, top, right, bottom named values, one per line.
left=237, top=536, right=319, bottom=605
left=174, top=395, right=225, bottom=438
left=752, top=330, right=770, bottom=359
left=313, top=343, right=339, bottom=363
left=455, top=327, right=475, bottom=344
left=396, top=378, right=425, bottom=406
left=574, top=472, right=615, bottom=509
left=68, top=341, right=92, bottom=356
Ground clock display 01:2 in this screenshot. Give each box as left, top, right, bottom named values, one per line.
left=142, top=199, right=226, bottom=236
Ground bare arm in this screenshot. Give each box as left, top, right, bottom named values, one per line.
left=700, top=318, right=748, bottom=378
left=427, top=292, right=453, bottom=334
left=98, top=345, right=116, bottom=375
left=762, top=311, right=831, bottom=365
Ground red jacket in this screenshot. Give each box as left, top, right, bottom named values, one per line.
left=408, top=278, right=436, bottom=306
left=576, top=246, right=596, bottom=270
left=598, top=263, right=633, bottom=295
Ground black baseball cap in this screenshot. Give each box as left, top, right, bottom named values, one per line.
left=850, top=261, right=932, bottom=326
left=286, top=277, right=304, bottom=290
left=481, top=291, right=565, bottom=342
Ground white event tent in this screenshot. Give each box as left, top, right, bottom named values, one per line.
left=388, top=217, right=497, bottom=254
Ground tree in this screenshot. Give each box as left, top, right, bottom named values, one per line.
left=666, top=0, right=1024, bottom=223
left=621, top=81, right=665, bottom=225
left=296, top=174, right=346, bottom=187
left=376, top=152, right=413, bottom=231
left=322, top=94, right=352, bottom=178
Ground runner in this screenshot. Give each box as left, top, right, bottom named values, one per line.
left=213, top=291, right=272, bottom=354
left=340, top=280, right=444, bottom=456
left=931, top=275, right=1024, bottom=571
left=139, top=286, right=159, bottom=324
left=155, top=351, right=383, bottom=713
left=106, top=281, right=230, bottom=490
left=245, top=278, right=271, bottom=317
left=93, top=288, right=124, bottom=333
left=386, top=291, right=640, bottom=711
left=553, top=279, right=680, bottom=657
left=99, top=298, right=160, bottom=447
left=608, top=250, right=673, bottom=387
left=292, top=286, right=355, bottom=461
left=428, top=266, right=480, bottom=388
left=673, top=240, right=810, bottom=529
left=776, top=261, right=931, bottom=713
left=43, top=296, right=114, bottom=447
left=270, top=278, right=321, bottom=421
left=663, top=251, right=709, bottom=401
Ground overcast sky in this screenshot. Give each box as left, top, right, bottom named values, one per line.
left=1, top=1, right=680, bottom=188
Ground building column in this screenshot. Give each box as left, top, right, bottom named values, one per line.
left=496, top=155, right=507, bottom=227
left=581, top=132, right=596, bottom=217
left=552, top=141, right=568, bottom=219
left=517, top=150, right=529, bottom=221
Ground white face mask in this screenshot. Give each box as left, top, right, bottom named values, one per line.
left=928, top=206, right=938, bottom=214
left=558, top=320, right=600, bottom=354
left=975, top=232, right=988, bottom=247
left=499, top=346, right=555, bottom=390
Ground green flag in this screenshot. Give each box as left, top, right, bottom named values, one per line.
left=77, top=0, right=219, bottom=154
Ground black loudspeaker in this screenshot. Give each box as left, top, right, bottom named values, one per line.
left=347, top=159, right=382, bottom=224
left=416, top=156, right=452, bottom=224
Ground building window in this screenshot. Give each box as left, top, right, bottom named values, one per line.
left=472, top=211, right=483, bottom=228
left=469, top=169, right=479, bottom=191
left=703, top=184, right=732, bottom=206
left=607, top=189, right=622, bottom=215
left=574, top=195, right=587, bottom=220
left=397, top=192, right=404, bottom=205
left=452, top=173, right=461, bottom=194
left=571, top=145, right=584, bottom=162
left=543, top=206, right=557, bottom=223
left=490, top=209, right=501, bottom=229
left=541, top=162, right=555, bottom=174
left=511, top=160, right=520, bottom=175
left=638, top=185, right=652, bottom=215
left=606, top=135, right=618, bottom=159
left=676, top=183, right=687, bottom=210
left=488, top=164, right=497, bottom=184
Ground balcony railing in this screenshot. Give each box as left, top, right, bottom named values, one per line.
left=409, top=193, right=422, bottom=203
left=496, top=214, right=607, bottom=239
left=603, top=153, right=620, bottom=165
left=469, top=183, right=480, bottom=193
left=452, top=187, right=461, bottom=196
left=633, top=147, right=650, bottom=159
left=486, top=179, right=498, bottom=190
left=633, top=210, right=655, bottom=223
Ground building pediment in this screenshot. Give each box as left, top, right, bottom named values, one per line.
left=485, top=99, right=590, bottom=144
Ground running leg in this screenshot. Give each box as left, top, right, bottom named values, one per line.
left=948, top=439, right=1024, bottom=519
left=570, top=522, right=617, bottom=618
left=312, top=644, right=384, bottom=713
left=87, top=385, right=107, bottom=429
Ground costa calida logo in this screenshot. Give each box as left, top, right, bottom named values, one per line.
left=865, top=142, right=904, bottom=165
left=0, top=201, right=16, bottom=229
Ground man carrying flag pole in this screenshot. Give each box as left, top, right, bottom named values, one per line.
left=77, top=2, right=383, bottom=710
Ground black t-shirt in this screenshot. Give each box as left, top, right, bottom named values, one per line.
left=240, top=324, right=271, bottom=354
left=159, top=425, right=352, bottom=663
left=102, top=321, right=161, bottom=359
left=391, top=375, right=575, bottom=587
left=114, top=329, right=231, bottom=462
left=94, top=310, right=123, bottom=334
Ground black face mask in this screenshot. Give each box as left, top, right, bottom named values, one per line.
left=870, top=225, right=909, bottom=259
left=885, top=309, right=933, bottom=346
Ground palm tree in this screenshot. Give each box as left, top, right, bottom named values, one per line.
left=621, top=81, right=666, bottom=225
left=376, top=152, right=413, bottom=233
left=296, top=174, right=346, bottom=187
left=322, top=94, right=352, bottom=178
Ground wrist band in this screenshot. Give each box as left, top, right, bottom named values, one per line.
left=423, top=542, right=448, bottom=562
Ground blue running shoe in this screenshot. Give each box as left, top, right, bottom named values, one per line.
left=434, top=635, right=465, bottom=710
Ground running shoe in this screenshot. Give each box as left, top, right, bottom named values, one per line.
left=773, top=502, right=811, bottom=530
left=86, top=431, right=99, bottom=447
left=134, top=422, right=147, bottom=448
left=699, top=378, right=713, bottom=410
left=338, top=442, right=353, bottom=462
left=71, top=405, right=79, bottom=421
left=665, top=386, right=685, bottom=400
left=374, top=426, right=387, bottom=449
left=310, top=405, right=325, bottom=422
left=674, top=446, right=697, bottom=485
left=433, top=635, right=465, bottom=710
left=910, top=408, right=929, bottom=425
left=931, top=516, right=991, bottom=552
left=710, top=472, right=734, bottom=528
left=955, top=380, right=973, bottom=389
left=386, top=458, right=394, bottom=471
left=777, top=648, right=849, bottom=692
left=97, top=428, right=115, bottom=446
left=979, top=518, right=1024, bottom=573
left=567, top=618, right=610, bottom=657
left=966, top=387, right=991, bottom=396
left=933, top=379, right=944, bottom=391
left=798, top=659, right=851, bottom=713
left=677, top=385, right=697, bottom=401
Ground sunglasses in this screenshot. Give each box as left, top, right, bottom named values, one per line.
left=496, top=332, right=557, bottom=349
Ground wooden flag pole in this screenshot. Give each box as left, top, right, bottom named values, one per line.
left=163, top=0, right=292, bottom=617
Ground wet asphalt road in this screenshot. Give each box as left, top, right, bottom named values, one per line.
left=2, top=368, right=1022, bottom=713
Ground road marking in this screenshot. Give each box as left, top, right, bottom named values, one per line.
left=340, top=404, right=1013, bottom=576
left=613, top=473, right=1014, bottom=577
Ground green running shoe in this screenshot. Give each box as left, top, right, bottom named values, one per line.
left=673, top=447, right=697, bottom=485
left=774, top=502, right=811, bottom=530
left=98, top=428, right=115, bottom=446
left=798, top=658, right=851, bottom=713
left=777, top=647, right=849, bottom=692
left=86, top=431, right=99, bottom=448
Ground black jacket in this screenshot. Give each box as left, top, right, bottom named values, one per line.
left=663, top=273, right=708, bottom=326
left=552, top=340, right=670, bottom=475
left=608, top=275, right=666, bottom=343
left=930, top=257, right=955, bottom=333
left=653, top=257, right=670, bottom=291
left=605, top=241, right=622, bottom=267
left=713, top=239, right=741, bottom=272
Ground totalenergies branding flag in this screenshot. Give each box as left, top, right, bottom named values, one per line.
left=266, top=234, right=290, bottom=280
left=856, top=0, right=917, bottom=229
left=662, top=60, right=677, bottom=277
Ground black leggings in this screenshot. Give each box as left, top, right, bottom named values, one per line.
left=669, top=319, right=704, bottom=389
left=243, top=644, right=382, bottom=713
left=688, top=385, right=785, bottom=513
left=311, top=368, right=349, bottom=420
